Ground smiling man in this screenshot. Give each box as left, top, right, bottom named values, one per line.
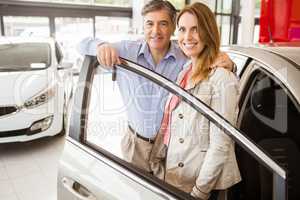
left=78, top=0, right=234, bottom=173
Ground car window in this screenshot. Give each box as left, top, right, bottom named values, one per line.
left=86, top=68, right=131, bottom=158
left=83, top=65, right=199, bottom=198
left=228, top=53, right=249, bottom=76
left=0, top=42, right=51, bottom=70
left=85, top=66, right=180, bottom=162
left=238, top=68, right=300, bottom=200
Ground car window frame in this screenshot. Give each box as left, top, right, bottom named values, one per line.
left=68, top=55, right=287, bottom=200
left=238, top=63, right=300, bottom=121
left=227, top=52, right=252, bottom=77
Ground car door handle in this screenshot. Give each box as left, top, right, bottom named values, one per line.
left=62, top=177, right=96, bottom=200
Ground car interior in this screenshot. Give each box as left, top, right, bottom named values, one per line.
left=230, top=70, right=300, bottom=200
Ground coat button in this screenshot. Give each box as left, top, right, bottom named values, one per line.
left=178, top=113, right=184, bottom=119
left=178, top=162, right=184, bottom=168
left=179, top=138, right=184, bottom=143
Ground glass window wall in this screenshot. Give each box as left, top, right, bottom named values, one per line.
left=216, top=0, right=232, bottom=14
left=55, top=17, right=93, bottom=68
left=3, top=16, right=49, bottom=37
left=95, top=16, right=132, bottom=42
left=216, top=15, right=232, bottom=45
left=168, top=0, right=186, bottom=9
left=15, top=0, right=131, bottom=7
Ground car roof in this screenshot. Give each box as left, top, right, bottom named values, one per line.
left=225, top=46, right=300, bottom=106
left=262, top=47, right=300, bottom=68
left=0, top=36, right=55, bottom=45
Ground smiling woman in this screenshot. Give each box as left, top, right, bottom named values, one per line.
left=153, top=3, right=241, bottom=200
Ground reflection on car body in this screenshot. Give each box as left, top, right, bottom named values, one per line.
left=58, top=45, right=300, bottom=200
left=0, top=37, right=74, bottom=143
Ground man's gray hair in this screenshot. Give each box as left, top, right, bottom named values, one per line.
left=141, top=0, right=177, bottom=25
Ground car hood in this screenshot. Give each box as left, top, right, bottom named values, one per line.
left=0, top=69, right=56, bottom=106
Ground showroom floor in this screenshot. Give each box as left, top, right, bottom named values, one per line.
left=0, top=135, right=65, bottom=200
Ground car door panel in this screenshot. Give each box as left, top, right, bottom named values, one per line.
left=58, top=138, right=180, bottom=200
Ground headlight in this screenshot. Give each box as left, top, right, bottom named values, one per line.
left=24, top=86, right=56, bottom=109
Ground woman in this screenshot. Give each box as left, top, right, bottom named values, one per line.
left=157, top=2, right=241, bottom=200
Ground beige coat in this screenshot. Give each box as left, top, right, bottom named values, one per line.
left=164, top=63, right=241, bottom=200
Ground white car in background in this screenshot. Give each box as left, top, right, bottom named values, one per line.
left=0, top=37, right=73, bottom=143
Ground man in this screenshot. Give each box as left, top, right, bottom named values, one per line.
left=78, top=0, right=234, bottom=173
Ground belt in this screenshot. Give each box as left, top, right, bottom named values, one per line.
left=128, top=125, right=155, bottom=144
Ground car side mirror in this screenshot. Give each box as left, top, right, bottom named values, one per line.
left=58, top=62, right=73, bottom=70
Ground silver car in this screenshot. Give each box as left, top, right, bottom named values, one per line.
left=58, top=46, right=300, bottom=200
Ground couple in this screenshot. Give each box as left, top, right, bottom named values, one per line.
left=79, top=1, right=241, bottom=199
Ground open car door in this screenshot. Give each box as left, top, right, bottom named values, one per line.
left=57, top=56, right=287, bottom=200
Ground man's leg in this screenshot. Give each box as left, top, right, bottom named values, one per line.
left=121, top=128, right=153, bottom=172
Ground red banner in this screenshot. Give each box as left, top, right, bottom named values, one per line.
left=259, top=0, right=300, bottom=43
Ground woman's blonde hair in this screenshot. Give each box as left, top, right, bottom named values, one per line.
left=177, top=2, right=220, bottom=83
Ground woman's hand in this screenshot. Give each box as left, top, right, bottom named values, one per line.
left=190, top=186, right=210, bottom=200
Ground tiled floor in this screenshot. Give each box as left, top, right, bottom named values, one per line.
left=0, top=135, right=65, bottom=200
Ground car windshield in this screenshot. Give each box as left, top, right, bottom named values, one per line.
left=0, top=42, right=51, bottom=71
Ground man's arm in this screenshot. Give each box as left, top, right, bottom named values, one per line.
left=77, top=37, right=103, bottom=56
left=211, top=52, right=236, bottom=72
left=77, top=37, right=122, bottom=68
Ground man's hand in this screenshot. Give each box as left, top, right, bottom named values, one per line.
left=211, top=52, right=234, bottom=72
left=97, top=43, right=121, bottom=67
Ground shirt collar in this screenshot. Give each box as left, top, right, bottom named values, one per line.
left=164, top=41, right=176, bottom=60
left=138, top=40, right=176, bottom=60
left=137, top=41, right=149, bottom=57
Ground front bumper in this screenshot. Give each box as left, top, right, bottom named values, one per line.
left=0, top=97, right=64, bottom=143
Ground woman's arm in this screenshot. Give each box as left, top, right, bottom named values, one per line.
left=191, top=69, right=239, bottom=200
